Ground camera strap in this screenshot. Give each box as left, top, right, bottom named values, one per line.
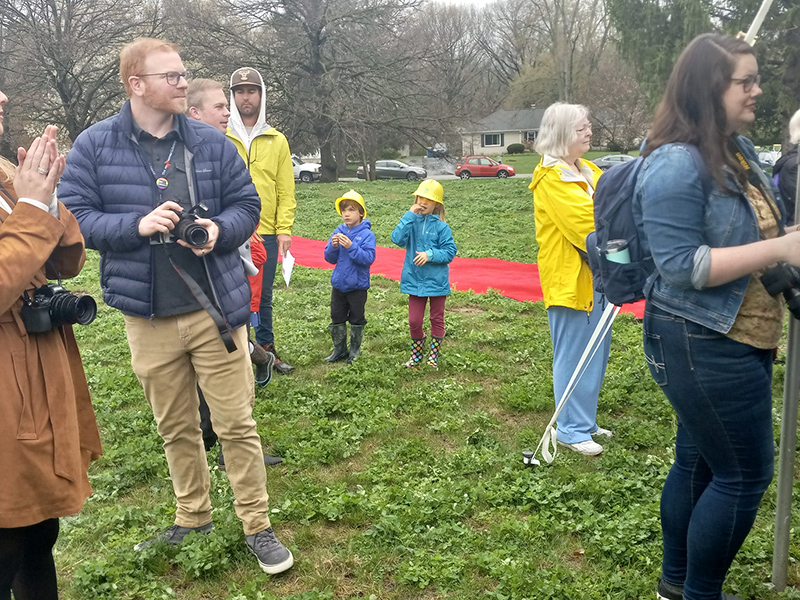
left=164, top=245, right=238, bottom=354
left=732, top=138, right=785, bottom=239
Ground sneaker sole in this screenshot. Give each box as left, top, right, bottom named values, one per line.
left=557, top=440, right=603, bottom=456
left=251, top=548, right=294, bottom=574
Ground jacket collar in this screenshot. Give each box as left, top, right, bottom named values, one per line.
left=116, top=101, right=204, bottom=151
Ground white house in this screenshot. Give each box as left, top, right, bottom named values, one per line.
left=460, top=108, right=545, bottom=156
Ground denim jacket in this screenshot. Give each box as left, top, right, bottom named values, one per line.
left=633, top=135, right=783, bottom=333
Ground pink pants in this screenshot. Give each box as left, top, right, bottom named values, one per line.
left=408, top=295, right=446, bottom=339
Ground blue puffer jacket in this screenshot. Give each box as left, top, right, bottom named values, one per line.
left=391, top=211, right=457, bottom=297
left=59, top=102, right=260, bottom=329
left=324, top=219, right=376, bottom=292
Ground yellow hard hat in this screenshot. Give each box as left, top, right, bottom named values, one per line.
left=335, top=190, right=367, bottom=217
left=412, top=179, right=444, bottom=204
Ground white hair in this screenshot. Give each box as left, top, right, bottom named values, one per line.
left=534, top=102, right=590, bottom=158
left=790, top=109, right=800, bottom=145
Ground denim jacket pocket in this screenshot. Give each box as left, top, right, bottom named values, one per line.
left=643, top=333, right=668, bottom=387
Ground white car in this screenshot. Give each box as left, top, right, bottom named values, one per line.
left=292, top=156, right=322, bottom=183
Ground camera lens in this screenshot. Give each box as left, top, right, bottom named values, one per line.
left=174, top=218, right=209, bottom=247
left=49, top=292, right=97, bottom=326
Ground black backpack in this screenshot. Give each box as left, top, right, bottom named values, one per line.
left=586, top=146, right=709, bottom=306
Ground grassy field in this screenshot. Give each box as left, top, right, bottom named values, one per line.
left=57, top=180, right=800, bottom=600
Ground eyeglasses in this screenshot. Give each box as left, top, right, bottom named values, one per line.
left=136, top=71, right=193, bottom=86
left=731, top=73, right=761, bottom=93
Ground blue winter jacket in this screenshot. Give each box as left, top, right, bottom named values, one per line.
left=633, top=135, right=784, bottom=333
left=324, top=219, right=376, bottom=292
left=59, top=102, right=260, bottom=329
left=391, top=211, right=457, bottom=297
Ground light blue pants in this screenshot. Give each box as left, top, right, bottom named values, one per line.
left=546, top=291, right=612, bottom=444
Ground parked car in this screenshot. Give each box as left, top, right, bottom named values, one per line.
left=757, top=150, right=781, bottom=167
left=292, top=156, right=322, bottom=183
left=356, top=160, right=427, bottom=181
left=455, top=156, right=516, bottom=179
left=591, top=154, right=636, bottom=171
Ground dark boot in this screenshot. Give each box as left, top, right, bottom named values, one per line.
left=264, top=343, right=295, bottom=374
left=428, top=337, right=443, bottom=368
left=403, top=337, right=426, bottom=368
left=251, top=340, right=275, bottom=387
left=347, top=323, right=365, bottom=364
left=325, top=323, right=349, bottom=362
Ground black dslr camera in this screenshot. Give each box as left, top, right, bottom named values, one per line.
left=173, top=203, right=209, bottom=247
left=761, top=262, right=800, bottom=320
left=152, top=203, right=209, bottom=247
left=21, top=282, right=97, bottom=333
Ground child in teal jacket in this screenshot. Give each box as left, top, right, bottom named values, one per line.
left=390, top=179, right=457, bottom=368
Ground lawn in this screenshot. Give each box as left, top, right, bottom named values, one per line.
left=57, top=180, right=800, bottom=600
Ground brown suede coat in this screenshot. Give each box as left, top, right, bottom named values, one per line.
left=0, top=179, right=102, bottom=528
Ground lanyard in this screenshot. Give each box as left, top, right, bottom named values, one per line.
left=147, top=140, right=177, bottom=192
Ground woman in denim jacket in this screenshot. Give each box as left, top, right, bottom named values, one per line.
left=635, top=34, right=800, bottom=600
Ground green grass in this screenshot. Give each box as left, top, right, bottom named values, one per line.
left=56, top=181, right=800, bottom=599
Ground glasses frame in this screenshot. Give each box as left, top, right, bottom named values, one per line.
left=135, top=71, right=193, bottom=86
left=731, top=73, right=761, bottom=93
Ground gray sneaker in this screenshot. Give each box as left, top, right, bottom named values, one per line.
left=133, top=522, right=213, bottom=551
left=245, top=527, right=294, bottom=574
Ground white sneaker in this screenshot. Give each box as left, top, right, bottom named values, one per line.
left=558, top=439, right=603, bottom=455
left=591, top=426, right=613, bottom=438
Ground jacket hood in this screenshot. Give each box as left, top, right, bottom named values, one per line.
left=336, top=218, right=372, bottom=234
left=529, top=156, right=599, bottom=192
left=774, top=148, right=797, bottom=175
left=228, top=67, right=269, bottom=152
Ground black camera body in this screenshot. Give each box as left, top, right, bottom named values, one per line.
left=761, top=262, right=800, bottom=320
left=21, top=283, right=97, bottom=333
left=151, top=203, right=209, bottom=247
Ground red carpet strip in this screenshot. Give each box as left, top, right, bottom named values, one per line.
left=289, top=236, right=644, bottom=318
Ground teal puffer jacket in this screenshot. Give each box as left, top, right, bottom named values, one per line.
left=391, top=211, right=457, bottom=297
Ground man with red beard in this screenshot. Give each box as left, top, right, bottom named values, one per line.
left=59, top=38, right=294, bottom=575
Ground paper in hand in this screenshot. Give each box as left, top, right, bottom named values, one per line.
left=281, top=250, right=295, bottom=286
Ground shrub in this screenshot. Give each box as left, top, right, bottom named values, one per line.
left=506, top=143, right=525, bottom=154
left=379, top=147, right=401, bottom=159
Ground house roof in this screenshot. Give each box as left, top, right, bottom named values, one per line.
left=464, top=108, right=545, bottom=133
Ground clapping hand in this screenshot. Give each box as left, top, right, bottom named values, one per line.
left=14, top=125, right=64, bottom=205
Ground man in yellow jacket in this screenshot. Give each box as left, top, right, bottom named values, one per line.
left=228, top=67, right=297, bottom=373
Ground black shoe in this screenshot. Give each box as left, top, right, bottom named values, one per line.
left=219, top=448, right=282, bottom=471
left=264, top=343, right=295, bottom=374
left=134, top=522, right=213, bottom=551
left=245, top=527, right=294, bottom=574
left=656, top=578, right=683, bottom=600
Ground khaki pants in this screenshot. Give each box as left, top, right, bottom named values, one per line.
left=124, top=311, right=270, bottom=535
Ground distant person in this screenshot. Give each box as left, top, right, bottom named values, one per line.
left=773, top=108, right=800, bottom=224
left=633, top=34, right=800, bottom=600
left=227, top=67, right=297, bottom=374
left=0, top=106, right=102, bottom=597
left=529, top=102, right=612, bottom=457
left=323, top=190, right=376, bottom=363
left=59, top=38, right=293, bottom=574
left=391, top=179, right=456, bottom=368
left=186, top=78, right=279, bottom=469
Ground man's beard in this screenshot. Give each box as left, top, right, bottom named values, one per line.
left=237, top=104, right=259, bottom=119
left=143, top=88, right=186, bottom=114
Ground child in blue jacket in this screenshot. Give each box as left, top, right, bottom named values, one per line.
left=323, top=190, right=376, bottom=363
left=391, top=179, right=457, bottom=368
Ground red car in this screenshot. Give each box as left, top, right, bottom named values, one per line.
left=455, top=156, right=516, bottom=179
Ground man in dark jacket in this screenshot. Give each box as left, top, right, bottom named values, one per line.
left=774, top=146, right=798, bottom=225
left=59, top=38, right=293, bottom=575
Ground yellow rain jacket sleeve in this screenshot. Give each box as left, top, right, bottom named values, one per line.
left=529, top=158, right=603, bottom=311
left=227, top=127, right=296, bottom=236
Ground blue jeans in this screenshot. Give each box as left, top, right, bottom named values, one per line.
left=255, top=234, right=278, bottom=346
left=643, top=305, right=774, bottom=600
left=546, top=291, right=612, bottom=444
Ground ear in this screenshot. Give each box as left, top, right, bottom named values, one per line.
left=188, top=106, right=201, bottom=119
left=128, top=75, right=145, bottom=98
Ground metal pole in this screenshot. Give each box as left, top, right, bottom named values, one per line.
left=743, top=0, right=776, bottom=44
left=772, top=148, right=800, bottom=590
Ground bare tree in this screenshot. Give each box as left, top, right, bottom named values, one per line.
left=0, top=0, right=163, bottom=141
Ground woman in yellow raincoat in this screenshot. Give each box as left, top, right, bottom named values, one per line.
left=529, top=102, right=612, bottom=456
